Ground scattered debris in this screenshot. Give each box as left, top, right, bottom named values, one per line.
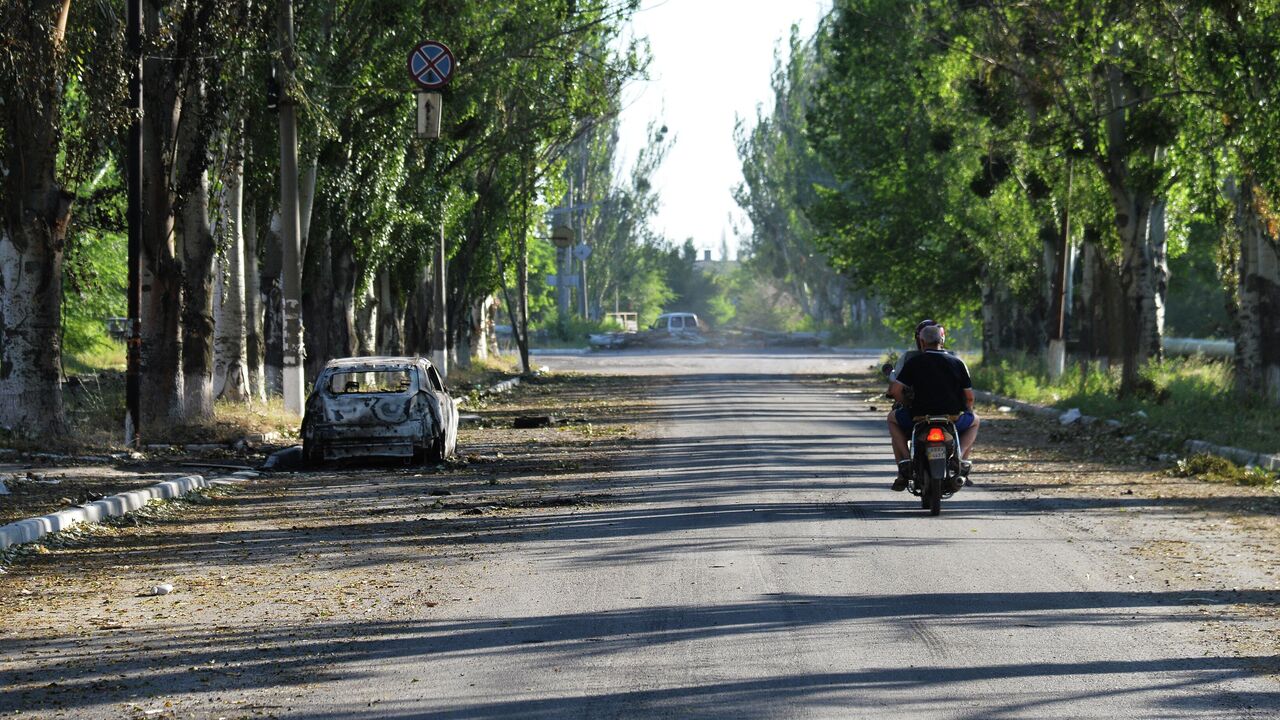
left=1058, top=408, right=1083, bottom=425
left=998, top=405, right=1013, bottom=413
left=262, top=445, right=304, bottom=471
left=513, top=415, right=555, bottom=429
left=150, top=583, right=174, bottom=596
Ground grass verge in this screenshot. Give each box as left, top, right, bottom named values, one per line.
left=970, top=354, right=1280, bottom=457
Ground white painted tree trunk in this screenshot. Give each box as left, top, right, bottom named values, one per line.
left=180, top=168, right=216, bottom=420
left=214, top=141, right=249, bottom=403
left=0, top=224, right=68, bottom=436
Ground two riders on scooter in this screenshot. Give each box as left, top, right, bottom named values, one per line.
left=887, top=324, right=979, bottom=492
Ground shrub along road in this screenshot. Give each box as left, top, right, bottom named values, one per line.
left=0, top=350, right=1276, bottom=718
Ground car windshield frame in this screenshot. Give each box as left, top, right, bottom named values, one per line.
left=322, top=366, right=418, bottom=395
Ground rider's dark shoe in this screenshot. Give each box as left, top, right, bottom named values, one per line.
left=892, top=461, right=910, bottom=491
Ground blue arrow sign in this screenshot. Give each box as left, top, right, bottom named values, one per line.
left=407, top=41, right=455, bottom=90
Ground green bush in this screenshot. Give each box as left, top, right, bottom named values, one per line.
left=1172, top=454, right=1278, bottom=487
left=532, top=311, right=621, bottom=347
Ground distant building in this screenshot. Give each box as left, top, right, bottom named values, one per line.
left=693, top=248, right=739, bottom=276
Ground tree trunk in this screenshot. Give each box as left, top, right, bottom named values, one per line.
left=298, top=156, right=317, bottom=260
left=1231, top=179, right=1280, bottom=403
left=355, top=281, right=377, bottom=356
left=376, top=269, right=404, bottom=355
left=244, top=198, right=265, bottom=401
left=404, top=264, right=433, bottom=356
left=0, top=0, right=71, bottom=436
left=330, top=232, right=357, bottom=362
left=139, top=14, right=183, bottom=427
left=1141, top=197, right=1169, bottom=361
left=214, top=134, right=249, bottom=402
left=1110, top=183, right=1156, bottom=394
left=979, top=268, right=1000, bottom=359
left=0, top=208, right=70, bottom=436
left=1101, top=64, right=1163, bottom=395
left=179, top=164, right=217, bottom=421
left=261, top=210, right=284, bottom=395
left=302, top=223, right=333, bottom=382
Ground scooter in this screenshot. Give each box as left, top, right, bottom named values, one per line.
left=907, top=415, right=964, bottom=516
left=881, top=361, right=965, bottom=516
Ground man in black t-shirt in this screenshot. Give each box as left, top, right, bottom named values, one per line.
left=886, top=325, right=979, bottom=491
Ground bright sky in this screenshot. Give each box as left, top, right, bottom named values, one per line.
left=617, top=0, right=831, bottom=260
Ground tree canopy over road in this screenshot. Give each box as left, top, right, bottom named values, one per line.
left=4, top=0, right=1280, bottom=441
left=2, top=0, right=660, bottom=437
left=736, top=0, right=1280, bottom=400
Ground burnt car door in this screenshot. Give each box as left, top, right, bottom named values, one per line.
left=417, top=359, right=458, bottom=459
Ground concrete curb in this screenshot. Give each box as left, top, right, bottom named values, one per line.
left=0, top=474, right=216, bottom=550
left=457, top=376, right=522, bottom=411
left=974, top=389, right=1280, bottom=471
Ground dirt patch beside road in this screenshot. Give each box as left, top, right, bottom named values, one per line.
left=0, top=372, right=656, bottom=718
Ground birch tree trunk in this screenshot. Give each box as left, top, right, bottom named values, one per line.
left=1231, top=179, right=1280, bottom=403
left=330, top=232, right=357, bottom=361
left=1140, top=197, right=1169, bottom=362
left=214, top=134, right=249, bottom=402
left=0, top=213, right=69, bottom=437
left=0, top=0, right=74, bottom=438
left=0, top=0, right=73, bottom=436
left=1102, top=64, right=1162, bottom=395
left=244, top=199, right=265, bottom=401
left=376, top=269, right=405, bottom=355
left=354, top=283, right=378, bottom=356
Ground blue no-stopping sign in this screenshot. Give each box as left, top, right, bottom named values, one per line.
left=407, top=41, right=455, bottom=90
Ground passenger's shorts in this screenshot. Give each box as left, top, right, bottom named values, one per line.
left=895, top=409, right=976, bottom=433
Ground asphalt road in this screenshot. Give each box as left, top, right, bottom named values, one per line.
left=2, top=350, right=1274, bottom=718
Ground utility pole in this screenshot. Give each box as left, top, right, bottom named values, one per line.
left=277, top=0, right=305, bottom=413
left=124, top=0, right=142, bottom=446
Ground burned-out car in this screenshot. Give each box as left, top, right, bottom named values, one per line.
left=301, top=356, right=458, bottom=465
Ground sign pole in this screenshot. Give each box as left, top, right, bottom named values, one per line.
left=124, top=0, right=142, bottom=446
left=407, top=39, right=455, bottom=375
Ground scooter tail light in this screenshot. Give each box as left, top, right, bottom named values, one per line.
left=925, top=427, right=946, bottom=443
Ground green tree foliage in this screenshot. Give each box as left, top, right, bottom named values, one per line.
left=736, top=0, right=1280, bottom=401
left=734, top=27, right=855, bottom=330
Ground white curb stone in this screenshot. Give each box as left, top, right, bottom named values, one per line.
left=0, top=474, right=209, bottom=550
